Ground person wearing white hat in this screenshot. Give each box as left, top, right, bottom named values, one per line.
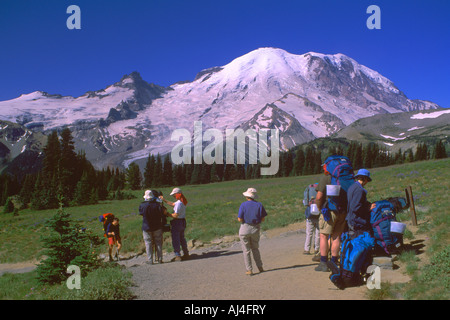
left=139, top=190, right=166, bottom=264
left=237, top=188, right=267, bottom=275
left=160, top=187, right=189, bottom=261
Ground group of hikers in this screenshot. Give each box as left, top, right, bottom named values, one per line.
left=302, top=155, right=408, bottom=289
left=101, top=187, right=190, bottom=264
left=101, top=155, right=408, bottom=289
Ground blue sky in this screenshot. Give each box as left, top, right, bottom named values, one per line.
left=0, top=0, right=449, bottom=108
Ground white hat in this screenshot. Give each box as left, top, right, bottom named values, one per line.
left=243, top=188, right=258, bottom=199
left=143, top=190, right=153, bottom=201
left=170, top=187, right=182, bottom=196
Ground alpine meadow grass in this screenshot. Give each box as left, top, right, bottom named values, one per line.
left=0, top=158, right=449, bottom=299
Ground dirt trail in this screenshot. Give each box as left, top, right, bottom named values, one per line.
left=119, top=221, right=411, bottom=300
left=0, top=221, right=416, bottom=300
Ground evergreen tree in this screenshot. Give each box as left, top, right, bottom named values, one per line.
left=59, top=128, right=78, bottom=205
left=293, top=148, right=305, bottom=176
left=3, top=197, right=14, bottom=214
left=30, top=173, right=46, bottom=210
left=126, top=162, right=142, bottom=190
left=153, top=154, right=163, bottom=187
left=284, top=152, right=294, bottom=176
left=162, top=155, right=173, bottom=186
left=353, top=143, right=363, bottom=169
left=363, top=144, right=373, bottom=168
left=18, top=174, right=36, bottom=208
left=235, top=164, right=246, bottom=180
left=36, top=205, right=102, bottom=285
left=72, top=172, right=92, bottom=206
left=434, top=140, right=447, bottom=159
left=190, top=164, right=202, bottom=184
left=313, top=150, right=322, bottom=174
left=42, top=131, right=60, bottom=180
left=303, top=146, right=314, bottom=175
left=143, top=154, right=155, bottom=188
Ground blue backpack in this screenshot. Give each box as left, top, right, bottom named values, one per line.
left=303, top=183, right=318, bottom=219
left=329, top=231, right=375, bottom=289
left=370, top=198, right=408, bottom=255
left=322, top=155, right=355, bottom=213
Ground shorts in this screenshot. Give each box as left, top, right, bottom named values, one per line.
left=319, top=211, right=347, bottom=236
left=108, top=236, right=121, bottom=245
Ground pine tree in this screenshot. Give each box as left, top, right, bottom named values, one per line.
left=162, top=155, right=173, bottom=186
left=126, top=162, right=142, bottom=190
left=59, top=128, right=79, bottom=205
left=143, top=154, right=155, bottom=188
left=153, top=154, right=163, bottom=187
left=434, top=140, right=446, bottom=159
left=190, top=164, right=202, bottom=184
left=30, top=173, right=46, bottom=210
left=3, top=197, right=14, bottom=214
left=293, top=148, right=305, bottom=176
left=353, top=143, right=363, bottom=170
left=42, top=131, right=60, bottom=180
left=303, top=147, right=314, bottom=175
left=36, top=205, right=102, bottom=285
left=72, top=172, right=92, bottom=206
left=18, top=174, right=36, bottom=208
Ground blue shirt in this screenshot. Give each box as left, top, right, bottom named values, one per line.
left=346, top=181, right=372, bottom=231
left=238, top=200, right=267, bottom=225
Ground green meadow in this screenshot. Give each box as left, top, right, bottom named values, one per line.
left=0, top=158, right=449, bottom=299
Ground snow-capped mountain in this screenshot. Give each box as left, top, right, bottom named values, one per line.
left=0, top=47, right=440, bottom=169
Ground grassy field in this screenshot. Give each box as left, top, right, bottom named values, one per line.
left=1, top=158, right=449, bottom=299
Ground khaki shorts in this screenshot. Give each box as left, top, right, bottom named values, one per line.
left=319, top=211, right=347, bottom=235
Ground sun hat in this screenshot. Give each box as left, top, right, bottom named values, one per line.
left=170, top=187, right=182, bottom=196
left=143, top=190, right=154, bottom=201
left=243, top=188, right=258, bottom=199
left=355, top=169, right=372, bottom=182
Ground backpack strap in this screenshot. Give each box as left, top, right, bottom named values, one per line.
left=373, top=216, right=391, bottom=255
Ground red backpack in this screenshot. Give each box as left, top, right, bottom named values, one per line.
left=98, top=213, right=115, bottom=237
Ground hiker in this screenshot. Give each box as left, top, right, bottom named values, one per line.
left=346, top=169, right=376, bottom=239
left=106, top=217, right=122, bottom=262
left=314, top=164, right=348, bottom=271
left=237, top=188, right=267, bottom=275
left=160, top=187, right=190, bottom=261
left=139, top=190, right=167, bottom=264
left=303, top=183, right=320, bottom=255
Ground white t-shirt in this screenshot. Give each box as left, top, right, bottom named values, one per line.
left=173, top=200, right=186, bottom=219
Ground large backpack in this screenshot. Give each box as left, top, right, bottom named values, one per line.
left=329, top=231, right=375, bottom=289
left=99, top=213, right=115, bottom=237
left=370, top=198, right=408, bottom=255
left=303, top=183, right=318, bottom=219
left=322, top=155, right=355, bottom=213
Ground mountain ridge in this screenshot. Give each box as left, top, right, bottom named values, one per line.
left=0, top=47, right=441, bottom=170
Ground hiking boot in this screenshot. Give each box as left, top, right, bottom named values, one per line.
left=327, top=261, right=340, bottom=275
left=303, top=250, right=311, bottom=255
left=312, top=253, right=321, bottom=262
left=315, top=261, right=330, bottom=272
left=174, top=256, right=182, bottom=262
left=245, top=270, right=253, bottom=276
